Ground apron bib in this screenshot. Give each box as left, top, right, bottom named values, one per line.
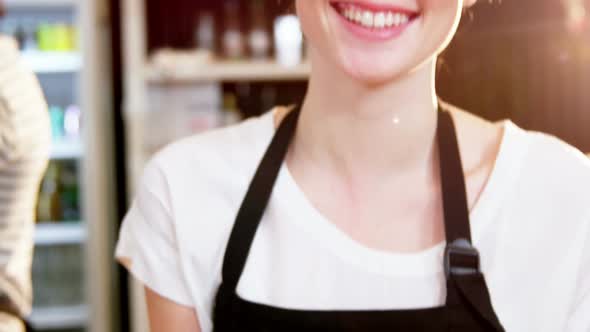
left=213, top=106, right=505, bottom=332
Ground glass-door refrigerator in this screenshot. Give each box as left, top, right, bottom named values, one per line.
left=1, top=0, right=119, bottom=331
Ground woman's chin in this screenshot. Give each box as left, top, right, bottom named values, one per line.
left=341, top=63, right=407, bottom=87
left=336, top=50, right=414, bottom=87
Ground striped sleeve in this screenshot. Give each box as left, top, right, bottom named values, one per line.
left=0, top=37, right=51, bottom=317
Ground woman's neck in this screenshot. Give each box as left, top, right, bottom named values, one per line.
left=291, top=50, right=439, bottom=181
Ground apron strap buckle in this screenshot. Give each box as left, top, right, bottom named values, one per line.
left=444, top=238, right=480, bottom=277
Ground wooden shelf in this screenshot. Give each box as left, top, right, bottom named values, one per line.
left=5, top=0, right=75, bottom=8
left=35, top=222, right=86, bottom=245
left=51, top=138, right=83, bottom=160
left=29, top=305, right=88, bottom=330
left=146, top=60, right=311, bottom=83
left=22, top=51, right=82, bottom=74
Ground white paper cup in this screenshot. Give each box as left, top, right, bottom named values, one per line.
left=274, top=15, right=303, bottom=67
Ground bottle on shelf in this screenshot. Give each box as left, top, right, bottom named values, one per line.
left=53, top=22, right=72, bottom=51
left=248, top=0, right=271, bottom=60
left=261, top=85, right=278, bottom=112
left=64, top=105, right=81, bottom=139
left=14, top=23, right=26, bottom=51
left=222, top=0, right=245, bottom=60
left=37, top=22, right=54, bottom=51
left=49, top=106, right=65, bottom=140
left=37, top=162, right=63, bottom=222
left=60, top=162, right=80, bottom=222
left=22, top=19, right=39, bottom=51
left=195, top=11, right=215, bottom=53
left=36, top=161, right=80, bottom=223
left=222, top=92, right=242, bottom=126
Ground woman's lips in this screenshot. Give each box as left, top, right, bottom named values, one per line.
left=329, top=1, right=420, bottom=42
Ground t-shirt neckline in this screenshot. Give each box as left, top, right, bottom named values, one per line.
left=260, top=110, right=523, bottom=277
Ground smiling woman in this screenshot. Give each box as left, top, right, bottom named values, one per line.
left=116, top=1, right=590, bottom=331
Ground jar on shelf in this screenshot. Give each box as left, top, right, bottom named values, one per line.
left=195, top=11, right=215, bottom=53
left=222, top=0, right=245, bottom=59
left=248, top=0, right=271, bottom=60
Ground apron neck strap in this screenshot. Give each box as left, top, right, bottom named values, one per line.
left=221, top=107, right=301, bottom=289
left=438, top=110, right=472, bottom=244
left=437, top=110, right=481, bottom=277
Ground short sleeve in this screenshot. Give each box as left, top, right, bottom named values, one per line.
left=115, top=159, right=193, bottom=307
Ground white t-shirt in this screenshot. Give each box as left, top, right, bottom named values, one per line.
left=116, top=110, right=590, bottom=332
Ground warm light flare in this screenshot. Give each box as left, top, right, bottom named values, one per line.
left=564, top=0, right=587, bottom=32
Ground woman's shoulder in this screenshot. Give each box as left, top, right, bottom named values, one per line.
left=513, top=122, right=590, bottom=197
left=453, top=106, right=590, bottom=215
left=451, top=105, right=590, bottom=182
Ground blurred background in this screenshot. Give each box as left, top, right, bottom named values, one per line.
left=0, top=0, right=588, bottom=331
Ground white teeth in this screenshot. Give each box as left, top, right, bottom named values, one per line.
left=354, top=10, right=363, bottom=23
left=340, top=5, right=411, bottom=29
left=361, top=11, right=373, bottom=27
left=374, top=12, right=385, bottom=28
left=385, top=12, right=394, bottom=27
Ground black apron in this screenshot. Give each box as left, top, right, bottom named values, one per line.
left=213, top=106, right=505, bottom=331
